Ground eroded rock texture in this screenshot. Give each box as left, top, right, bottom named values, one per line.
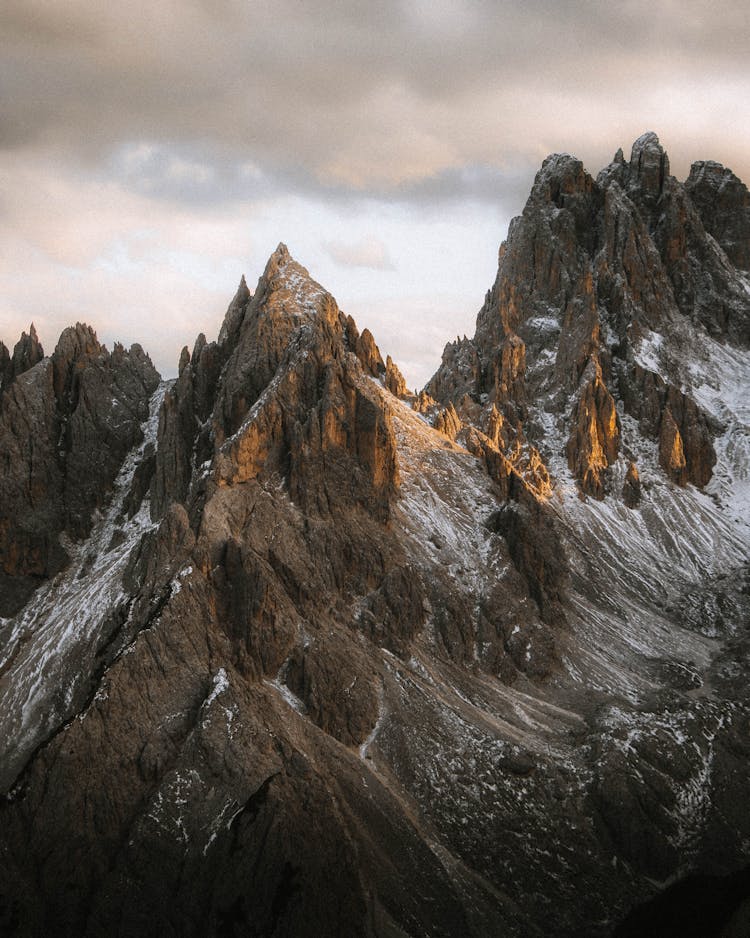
left=0, top=323, right=159, bottom=615
left=1, top=135, right=750, bottom=938
left=428, top=131, right=748, bottom=503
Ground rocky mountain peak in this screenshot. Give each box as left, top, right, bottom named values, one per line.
left=532, top=152, right=594, bottom=206
left=685, top=158, right=750, bottom=271
left=12, top=322, right=44, bottom=376
left=1, top=135, right=749, bottom=938
left=152, top=243, right=402, bottom=527
left=627, top=130, right=670, bottom=198
left=217, top=275, right=252, bottom=347
left=0, top=323, right=44, bottom=398
left=429, top=131, right=748, bottom=501
left=0, top=321, right=158, bottom=615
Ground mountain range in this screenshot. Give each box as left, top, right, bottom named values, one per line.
left=1, top=132, right=749, bottom=937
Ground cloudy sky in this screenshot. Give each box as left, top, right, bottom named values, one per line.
left=2, top=1, right=749, bottom=388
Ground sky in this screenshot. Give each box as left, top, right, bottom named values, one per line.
left=2, top=1, right=749, bottom=389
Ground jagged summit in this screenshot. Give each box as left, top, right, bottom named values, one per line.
left=0, top=322, right=44, bottom=394
left=428, top=131, right=748, bottom=503
left=1, top=135, right=749, bottom=937
left=686, top=158, right=750, bottom=271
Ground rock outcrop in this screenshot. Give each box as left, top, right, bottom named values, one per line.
left=0, top=324, right=44, bottom=398
left=428, top=131, right=747, bottom=503
left=0, top=324, right=159, bottom=615
left=686, top=160, right=750, bottom=272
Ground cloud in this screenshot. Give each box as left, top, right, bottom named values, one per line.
left=324, top=237, right=395, bottom=270
left=1, top=0, right=748, bottom=194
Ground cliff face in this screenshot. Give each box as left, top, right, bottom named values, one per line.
left=0, top=324, right=159, bottom=615
left=427, top=132, right=747, bottom=501
left=1, top=136, right=750, bottom=938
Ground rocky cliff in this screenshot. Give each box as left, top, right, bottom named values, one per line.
left=0, top=324, right=159, bottom=616
left=1, top=135, right=749, bottom=938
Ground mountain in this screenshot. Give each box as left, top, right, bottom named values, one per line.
left=1, top=134, right=749, bottom=937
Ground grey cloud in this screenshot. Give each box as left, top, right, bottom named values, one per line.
left=2, top=0, right=749, bottom=198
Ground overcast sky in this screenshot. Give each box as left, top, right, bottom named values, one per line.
left=2, top=1, right=749, bottom=388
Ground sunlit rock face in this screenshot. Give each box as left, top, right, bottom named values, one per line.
left=428, top=131, right=747, bottom=504
left=1, top=136, right=750, bottom=938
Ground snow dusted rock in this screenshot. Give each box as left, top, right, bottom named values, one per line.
left=686, top=160, right=750, bottom=272
left=429, top=131, right=741, bottom=501
left=1, top=136, right=749, bottom=937
left=621, top=460, right=641, bottom=507
left=0, top=323, right=159, bottom=615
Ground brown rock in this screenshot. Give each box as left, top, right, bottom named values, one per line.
left=384, top=354, right=407, bottom=397
left=686, top=161, right=750, bottom=271
left=0, top=324, right=159, bottom=613
left=494, top=333, right=526, bottom=403
left=659, top=408, right=687, bottom=485
left=412, top=388, right=437, bottom=413
left=622, top=461, right=641, bottom=507
left=11, top=324, right=44, bottom=382
left=0, top=325, right=44, bottom=402
left=425, top=335, right=480, bottom=405
left=0, top=340, right=10, bottom=393
left=434, top=402, right=461, bottom=440
left=345, top=317, right=385, bottom=378
left=464, top=427, right=514, bottom=499
left=488, top=486, right=568, bottom=631
left=566, top=362, right=620, bottom=498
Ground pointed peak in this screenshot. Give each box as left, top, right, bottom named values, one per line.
left=261, top=242, right=300, bottom=283
left=12, top=322, right=45, bottom=375
left=630, top=131, right=668, bottom=166
left=628, top=131, right=670, bottom=199
left=265, top=243, right=292, bottom=272
left=532, top=152, right=592, bottom=206
left=53, top=322, right=102, bottom=362
left=232, top=274, right=251, bottom=305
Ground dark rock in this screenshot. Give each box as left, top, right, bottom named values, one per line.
left=622, top=461, right=641, bottom=507
left=686, top=161, right=750, bottom=272
left=0, top=324, right=159, bottom=614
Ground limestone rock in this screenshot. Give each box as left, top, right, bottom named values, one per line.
left=566, top=362, right=620, bottom=498
left=0, top=341, right=9, bottom=390
left=0, top=324, right=44, bottom=400
left=425, top=335, right=480, bottom=404
left=0, top=323, right=159, bottom=614
left=659, top=408, right=687, bottom=485
left=622, top=461, right=641, bottom=508
left=384, top=354, right=407, bottom=398
left=412, top=388, right=437, bottom=413
left=686, top=161, right=750, bottom=271
left=626, top=131, right=670, bottom=206
left=427, top=130, right=732, bottom=498
left=2, top=137, right=750, bottom=938
left=11, top=324, right=43, bottom=383
left=345, top=319, right=385, bottom=379
left=434, top=402, right=461, bottom=439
